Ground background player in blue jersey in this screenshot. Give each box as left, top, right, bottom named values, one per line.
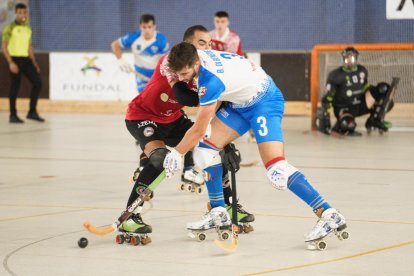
left=111, top=14, right=169, bottom=93
left=164, top=42, right=348, bottom=248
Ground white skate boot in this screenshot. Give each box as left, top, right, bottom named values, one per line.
left=304, top=208, right=349, bottom=250
left=187, top=206, right=232, bottom=242
left=178, top=168, right=205, bottom=194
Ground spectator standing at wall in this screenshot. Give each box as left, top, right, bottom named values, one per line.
left=2, top=2, right=44, bottom=123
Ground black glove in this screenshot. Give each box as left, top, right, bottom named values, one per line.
left=220, top=143, right=241, bottom=173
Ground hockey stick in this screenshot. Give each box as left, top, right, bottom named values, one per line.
left=129, top=68, right=150, bottom=81
left=240, top=160, right=259, bottom=167
left=83, top=170, right=166, bottom=236
left=379, top=77, right=400, bottom=123
left=214, top=169, right=239, bottom=252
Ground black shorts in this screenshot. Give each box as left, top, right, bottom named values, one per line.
left=125, top=115, right=193, bottom=150
left=333, top=96, right=370, bottom=119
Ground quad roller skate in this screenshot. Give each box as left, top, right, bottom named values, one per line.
left=187, top=206, right=232, bottom=242
left=226, top=203, right=255, bottom=233
left=304, top=208, right=349, bottom=251
left=116, top=213, right=152, bottom=246
left=208, top=201, right=255, bottom=233
left=365, top=116, right=391, bottom=135
left=177, top=168, right=205, bottom=194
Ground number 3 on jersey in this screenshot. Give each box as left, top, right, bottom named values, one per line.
left=256, top=116, right=268, bottom=136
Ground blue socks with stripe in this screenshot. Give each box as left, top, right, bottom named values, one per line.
left=288, top=171, right=331, bottom=212
left=205, top=164, right=225, bottom=208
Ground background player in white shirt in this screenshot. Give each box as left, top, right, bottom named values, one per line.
left=164, top=43, right=348, bottom=249
left=111, top=14, right=169, bottom=93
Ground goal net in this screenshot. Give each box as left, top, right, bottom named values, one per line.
left=310, top=43, right=414, bottom=130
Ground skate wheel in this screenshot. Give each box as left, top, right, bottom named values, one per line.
left=178, top=183, right=185, bottom=191
left=141, top=236, right=152, bottom=245
left=195, top=186, right=202, bottom=194
left=243, top=224, right=254, bottom=233
left=197, top=232, right=206, bottom=242
left=115, top=235, right=125, bottom=244
left=220, top=230, right=230, bottom=241
left=316, top=240, right=327, bottom=251
left=237, top=225, right=243, bottom=234
left=186, top=184, right=193, bottom=192
left=338, top=231, right=349, bottom=240
left=379, top=129, right=384, bottom=135
left=130, top=236, right=140, bottom=246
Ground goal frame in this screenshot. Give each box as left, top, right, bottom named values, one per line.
left=310, top=43, right=414, bottom=130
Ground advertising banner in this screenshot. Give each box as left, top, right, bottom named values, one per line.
left=387, top=0, right=414, bottom=19
left=50, top=52, right=137, bottom=101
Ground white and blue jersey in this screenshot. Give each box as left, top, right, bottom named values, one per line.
left=119, top=31, right=169, bottom=92
left=196, top=49, right=285, bottom=143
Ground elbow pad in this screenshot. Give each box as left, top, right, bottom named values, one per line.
left=172, top=81, right=199, bottom=107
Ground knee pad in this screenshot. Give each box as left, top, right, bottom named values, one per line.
left=148, top=148, right=169, bottom=171
left=266, top=160, right=298, bottom=190
left=193, top=142, right=221, bottom=169
left=338, top=113, right=356, bottom=132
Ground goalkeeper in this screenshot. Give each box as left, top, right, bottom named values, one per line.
left=317, top=47, right=394, bottom=136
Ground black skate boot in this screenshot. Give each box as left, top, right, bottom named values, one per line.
left=365, top=115, right=391, bottom=135
left=117, top=213, right=152, bottom=245
left=226, top=203, right=255, bottom=233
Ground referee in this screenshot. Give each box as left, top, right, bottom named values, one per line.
left=2, top=3, right=44, bottom=123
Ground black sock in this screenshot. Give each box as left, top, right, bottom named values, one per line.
left=127, top=164, right=161, bottom=207
left=139, top=152, right=149, bottom=168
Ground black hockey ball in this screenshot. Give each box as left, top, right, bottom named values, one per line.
left=78, top=237, right=88, bottom=248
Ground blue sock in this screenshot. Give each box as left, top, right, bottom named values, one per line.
left=288, top=171, right=331, bottom=211
left=205, top=164, right=225, bottom=208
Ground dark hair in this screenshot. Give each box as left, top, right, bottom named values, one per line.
left=15, top=3, right=27, bottom=11
left=342, top=47, right=359, bottom=58
left=215, top=11, right=229, bottom=18
left=182, top=25, right=208, bottom=42
left=168, top=42, right=199, bottom=72
left=140, top=14, right=155, bottom=24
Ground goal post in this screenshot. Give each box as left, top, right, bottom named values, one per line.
left=310, top=43, right=414, bottom=130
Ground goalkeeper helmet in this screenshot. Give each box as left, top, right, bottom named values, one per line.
left=341, top=47, right=359, bottom=70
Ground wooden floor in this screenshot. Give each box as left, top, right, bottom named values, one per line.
left=1, top=112, right=413, bottom=276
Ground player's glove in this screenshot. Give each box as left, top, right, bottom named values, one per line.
left=163, top=148, right=183, bottom=179
left=220, top=143, right=241, bottom=173
left=118, top=58, right=131, bottom=73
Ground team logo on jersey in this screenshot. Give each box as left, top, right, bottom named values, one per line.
left=151, top=46, right=159, bottom=53
left=160, top=93, right=169, bottom=102
left=143, top=126, right=154, bottom=137
left=359, top=72, right=365, bottom=84
left=198, top=86, right=207, bottom=97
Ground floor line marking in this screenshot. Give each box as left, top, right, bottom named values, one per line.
left=243, top=240, right=414, bottom=275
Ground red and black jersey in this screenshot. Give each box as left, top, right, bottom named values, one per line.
left=125, top=54, right=184, bottom=123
